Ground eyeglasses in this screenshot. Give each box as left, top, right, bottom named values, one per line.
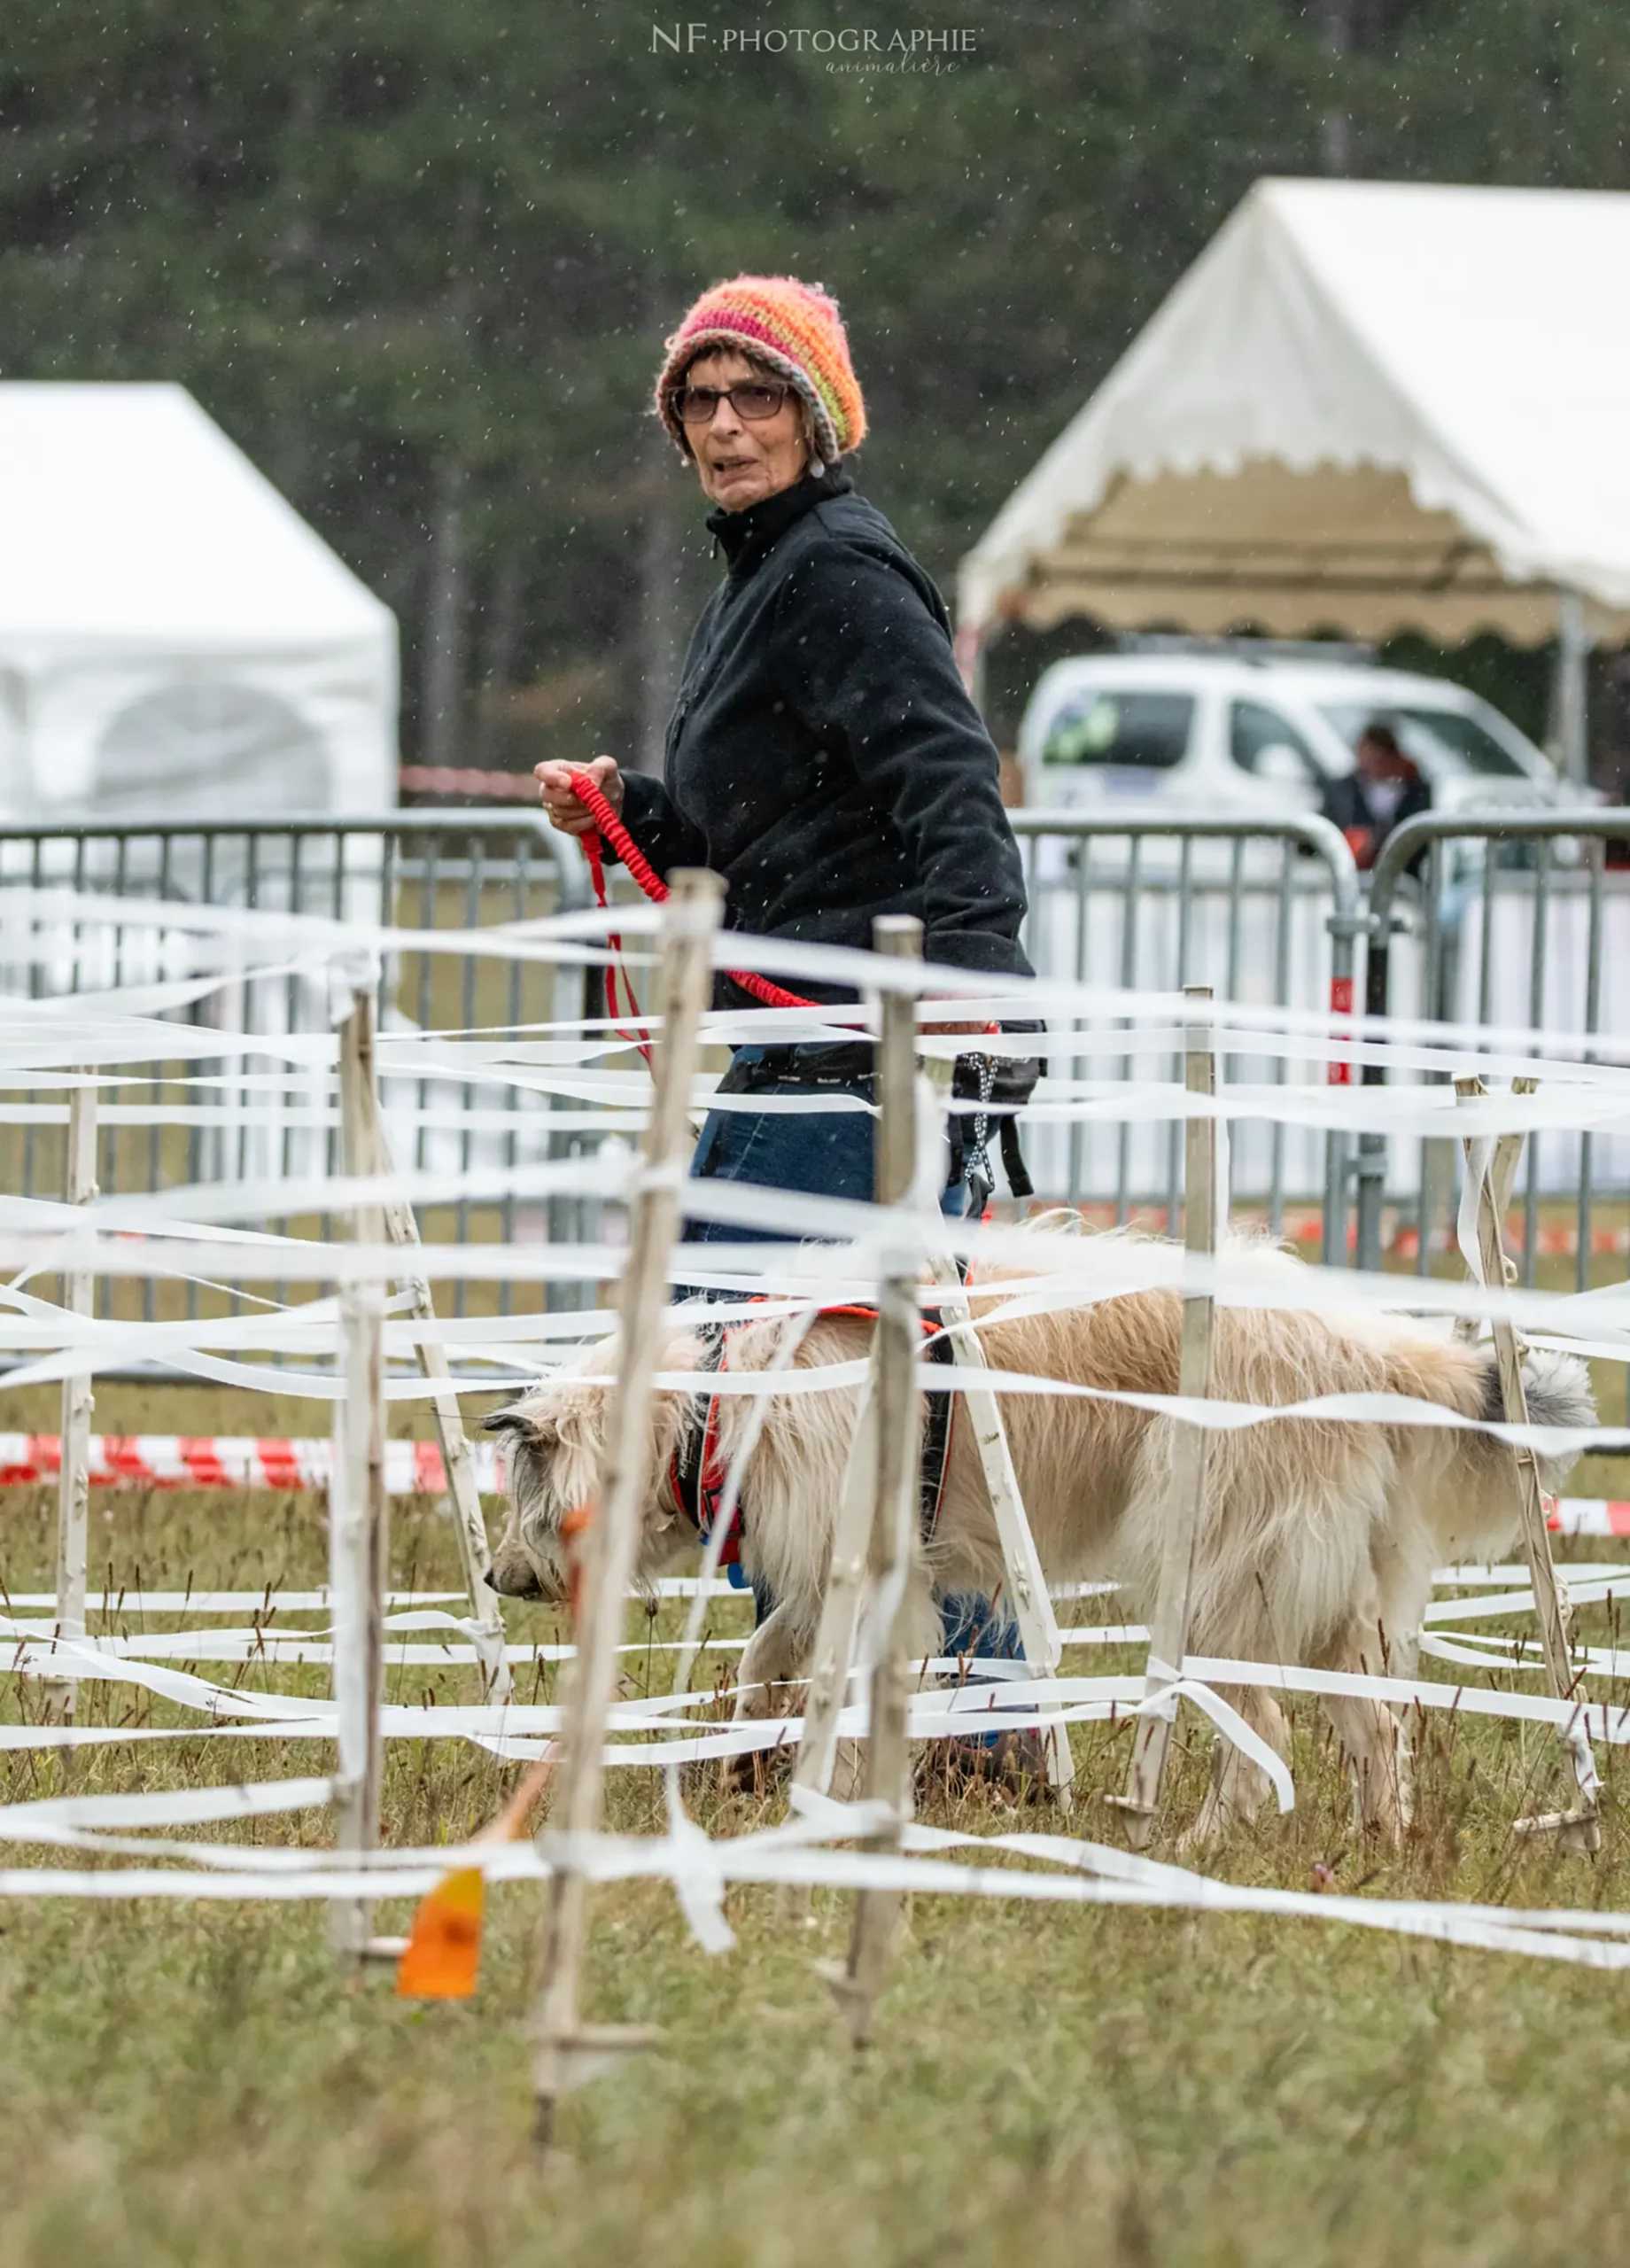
left=666, top=381, right=793, bottom=426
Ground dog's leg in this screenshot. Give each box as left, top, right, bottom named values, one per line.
left=1323, top=1690, right=1411, bottom=1846
left=734, top=1601, right=808, bottom=1723
left=718, top=1603, right=811, bottom=1798
left=1319, top=1619, right=1413, bottom=1847
left=1182, top=1687, right=1290, bottom=1848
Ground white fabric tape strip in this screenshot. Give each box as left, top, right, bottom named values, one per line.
left=4, top=1797, right=1630, bottom=1979
left=0, top=1578, right=736, bottom=1613
left=11, top=1052, right=1626, bottom=1143
left=9, top=887, right=1630, bottom=1935
left=4, top=1208, right=1625, bottom=1360
left=12, top=889, right=1630, bottom=1110
left=9, top=877, right=1630, bottom=1068
left=9, top=1614, right=1627, bottom=1759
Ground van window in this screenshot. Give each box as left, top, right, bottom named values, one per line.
left=1319, top=703, right=1526, bottom=777
left=1229, top=701, right=1323, bottom=781
left=1041, top=692, right=1192, bottom=768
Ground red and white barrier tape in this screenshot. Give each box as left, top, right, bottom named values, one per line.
left=1548, top=1497, right=1630, bottom=1537
left=0, top=1435, right=499, bottom=1494
left=1056, top=1202, right=1628, bottom=1261
left=1386, top=1221, right=1630, bottom=1261
left=0, top=1437, right=1624, bottom=1534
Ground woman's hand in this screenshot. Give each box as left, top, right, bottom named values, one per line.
left=534, top=755, right=624, bottom=837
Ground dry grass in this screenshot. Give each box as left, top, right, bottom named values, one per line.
left=4, top=1379, right=1630, bottom=2267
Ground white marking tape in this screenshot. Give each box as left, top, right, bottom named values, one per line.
left=7, top=896, right=1630, bottom=1970
left=0, top=1787, right=1629, bottom=1975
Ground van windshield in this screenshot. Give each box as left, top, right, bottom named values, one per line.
left=1041, top=692, right=1193, bottom=768
left=1318, top=703, right=1527, bottom=778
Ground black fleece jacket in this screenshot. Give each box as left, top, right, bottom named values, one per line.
left=618, top=466, right=1030, bottom=1006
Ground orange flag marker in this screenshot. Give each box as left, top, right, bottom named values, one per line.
left=395, top=1746, right=559, bottom=1999
left=396, top=1495, right=596, bottom=1999
left=396, top=1865, right=487, bottom=1997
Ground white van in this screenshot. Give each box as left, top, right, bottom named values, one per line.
left=1016, top=649, right=1563, bottom=820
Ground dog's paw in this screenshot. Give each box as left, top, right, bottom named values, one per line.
left=916, top=1731, right=1054, bottom=1811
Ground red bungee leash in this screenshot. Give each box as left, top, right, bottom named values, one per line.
left=562, top=770, right=1000, bottom=1120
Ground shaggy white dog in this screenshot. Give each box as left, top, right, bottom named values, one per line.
left=486, top=1229, right=1593, bottom=1841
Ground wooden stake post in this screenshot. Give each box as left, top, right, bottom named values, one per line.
left=928, top=1255, right=1073, bottom=1806
left=1455, top=1075, right=1599, bottom=1852
left=792, top=1034, right=1073, bottom=1821
left=44, top=1076, right=97, bottom=1717
left=311, top=973, right=512, bottom=1704
left=789, top=1375, right=880, bottom=1808
left=364, top=1108, right=513, bottom=1707
left=330, top=977, right=392, bottom=1963
left=1453, top=1076, right=1534, bottom=1344
left=828, top=914, right=925, bottom=2049
left=1108, top=985, right=1219, bottom=1846
left=532, top=868, right=723, bottom=2148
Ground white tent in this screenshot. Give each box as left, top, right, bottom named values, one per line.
left=0, top=383, right=397, bottom=821
left=959, top=179, right=1630, bottom=769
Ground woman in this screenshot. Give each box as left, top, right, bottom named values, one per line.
left=537, top=272, right=1033, bottom=1226
left=537, top=276, right=1036, bottom=1772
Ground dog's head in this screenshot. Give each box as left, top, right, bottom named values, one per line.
left=482, top=1333, right=699, bottom=1602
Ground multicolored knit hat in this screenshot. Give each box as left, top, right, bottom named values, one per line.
left=655, top=275, right=866, bottom=464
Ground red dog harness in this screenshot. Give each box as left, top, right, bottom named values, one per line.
left=667, top=1306, right=958, bottom=1569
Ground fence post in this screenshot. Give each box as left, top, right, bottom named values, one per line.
left=1323, top=899, right=1362, bottom=1267
left=369, top=1113, right=514, bottom=1706
left=828, top=913, right=924, bottom=2050
left=787, top=1373, right=879, bottom=1813
left=926, top=1252, right=1073, bottom=1806
left=1454, top=1076, right=1533, bottom=1344
left=1107, top=984, right=1218, bottom=1845
left=1354, top=900, right=1392, bottom=1274
left=1455, top=1075, right=1599, bottom=1851
left=329, top=972, right=391, bottom=1965
left=532, top=866, right=723, bottom=2150
left=1554, top=588, right=1591, bottom=788
left=44, top=1075, right=97, bottom=1717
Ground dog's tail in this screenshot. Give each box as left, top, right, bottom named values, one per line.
left=1385, top=1331, right=1595, bottom=1492
left=1477, top=1343, right=1597, bottom=1490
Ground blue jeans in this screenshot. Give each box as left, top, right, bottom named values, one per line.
left=685, top=1045, right=1021, bottom=1686
left=685, top=1053, right=894, bottom=1231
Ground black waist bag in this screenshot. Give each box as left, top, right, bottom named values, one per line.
left=718, top=1029, right=1040, bottom=1200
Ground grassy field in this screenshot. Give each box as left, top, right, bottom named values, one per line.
left=4, top=1379, right=1630, bottom=2268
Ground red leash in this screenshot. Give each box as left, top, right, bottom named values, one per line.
left=563, top=770, right=999, bottom=1096
left=566, top=767, right=818, bottom=1017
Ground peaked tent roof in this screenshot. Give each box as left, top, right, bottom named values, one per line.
left=958, top=179, right=1630, bottom=648
left=0, top=381, right=391, bottom=652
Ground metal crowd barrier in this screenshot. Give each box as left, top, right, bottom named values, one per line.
left=0, top=812, right=602, bottom=1334
left=1355, top=814, right=1630, bottom=1334
left=26, top=803, right=1619, bottom=1347
left=1010, top=812, right=1362, bottom=1262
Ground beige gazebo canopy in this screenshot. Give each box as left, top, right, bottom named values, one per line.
left=958, top=178, right=1630, bottom=770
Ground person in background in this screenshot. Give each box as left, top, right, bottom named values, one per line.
left=1321, top=719, right=1431, bottom=871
